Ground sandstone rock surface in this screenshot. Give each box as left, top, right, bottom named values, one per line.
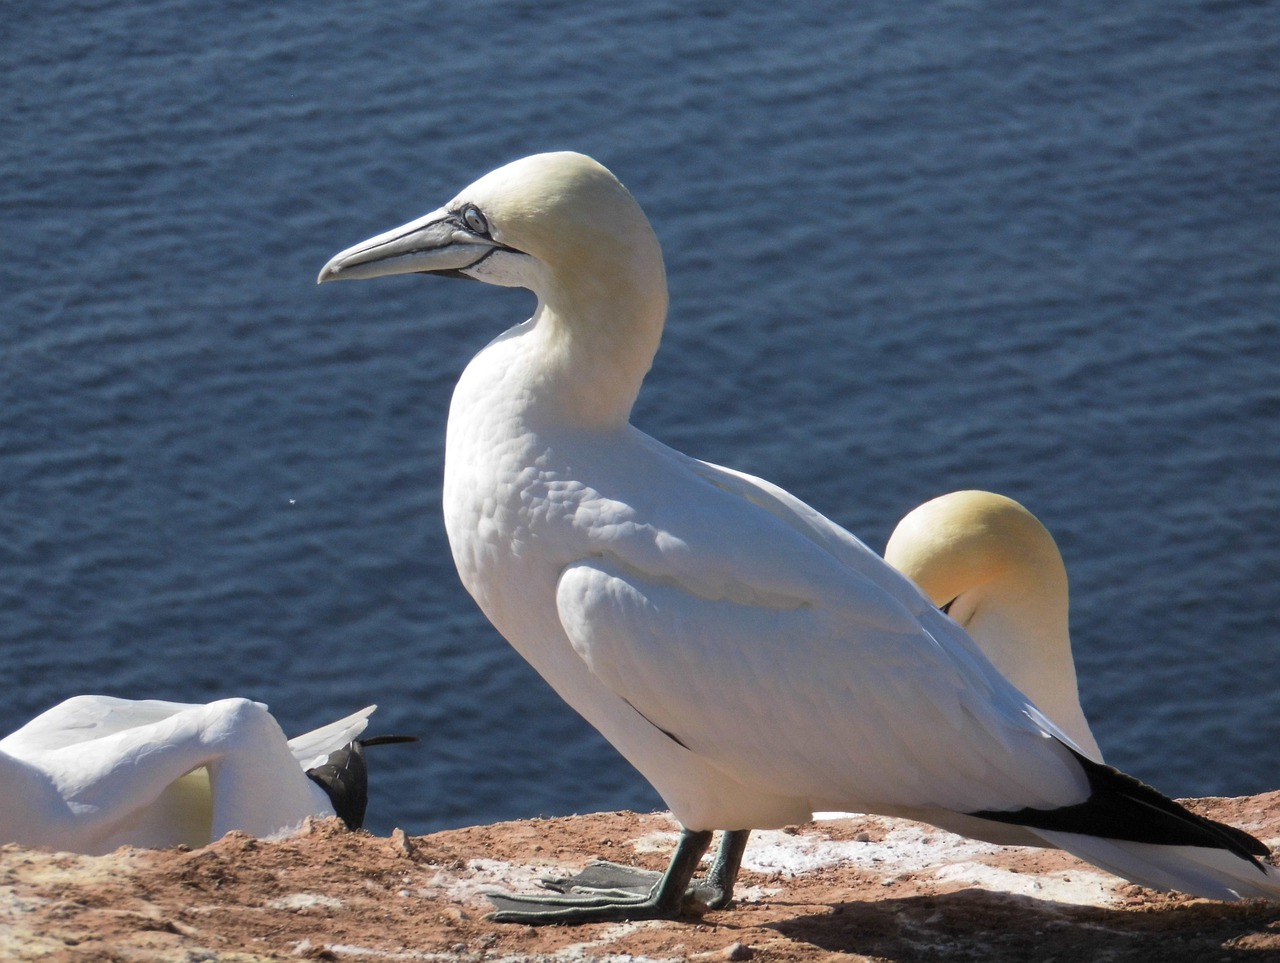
left=4, top=793, right=1280, bottom=961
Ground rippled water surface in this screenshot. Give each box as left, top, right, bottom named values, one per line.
left=3, top=1, right=1278, bottom=835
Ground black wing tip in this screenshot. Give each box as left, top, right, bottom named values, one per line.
left=306, top=740, right=369, bottom=830
left=358, top=734, right=420, bottom=748
left=305, top=734, right=418, bottom=831
left=969, top=744, right=1270, bottom=869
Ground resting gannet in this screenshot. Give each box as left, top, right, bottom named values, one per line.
left=885, top=490, right=1103, bottom=763
left=0, top=696, right=413, bottom=854
left=320, top=151, right=1279, bottom=922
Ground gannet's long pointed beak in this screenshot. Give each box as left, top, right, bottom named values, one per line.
left=317, top=207, right=508, bottom=284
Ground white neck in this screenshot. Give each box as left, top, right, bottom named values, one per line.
left=461, top=256, right=667, bottom=434
left=529, top=284, right=664, bottom=430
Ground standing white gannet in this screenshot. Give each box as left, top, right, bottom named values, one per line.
left=0, top=696, right=411, bottom=854
left=885, top=490, right=1103, bottom=763
left=319, top=152, right=1280, bottom=922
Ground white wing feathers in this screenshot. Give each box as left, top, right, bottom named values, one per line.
left=287, top=704, right=376, bottom=770
left=2, top=697, right=375, bottom=773
left=555, top=458, right=1091, bottom=818
left=0, top=696, right=230, bottom=755
left=1033, top=831, right=1280, bottom=901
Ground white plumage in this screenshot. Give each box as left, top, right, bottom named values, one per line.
left=0, top=696, right=373, bottom=854
left=320, top=151, right=1279, bottom=920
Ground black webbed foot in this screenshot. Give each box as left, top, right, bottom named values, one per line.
left=486, top=828, right=717, bottom=925
left=486, top=828, right=749, bottom=924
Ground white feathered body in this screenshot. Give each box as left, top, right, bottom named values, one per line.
left=444, top=321, right=1089, bottom=834
left=0, top=696, right=372, bottom=854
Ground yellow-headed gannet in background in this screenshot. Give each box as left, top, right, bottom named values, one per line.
left=320, top=151, right=1279, bottom=923
left=0, top=696, right=413, bottom=855
left=886, top=490, right=1103, bottom=763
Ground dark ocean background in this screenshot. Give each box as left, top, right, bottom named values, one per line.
left=3, top=1, right=1277, bottom=837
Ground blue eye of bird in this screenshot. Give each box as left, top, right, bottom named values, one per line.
left=462, top=206, right=489, bottom=235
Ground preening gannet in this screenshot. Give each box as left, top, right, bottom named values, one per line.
left=886, top=490, right=1103, bottom=763
left=0, top=696, right=413, bottom=855
left=320, top=151, right=1280, bottom=922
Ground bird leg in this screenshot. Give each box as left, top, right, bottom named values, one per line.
left=486, top=827, right=716, bottom=924
left=701, top=828, right=749, bottom=909
left=537, top=828, right=749, bottom=911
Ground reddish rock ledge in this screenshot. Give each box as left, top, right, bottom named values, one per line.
left=4, top=793, right=1280, bottom=962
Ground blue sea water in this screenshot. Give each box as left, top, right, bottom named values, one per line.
left=2, top=1, right=1278, bottom=838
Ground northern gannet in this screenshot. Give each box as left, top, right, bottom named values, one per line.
left=0, top=696, right=412, bottom=854
left=885, top=490, right=1103, bottom=763
left=320, top=151, right=1280, bottom=922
